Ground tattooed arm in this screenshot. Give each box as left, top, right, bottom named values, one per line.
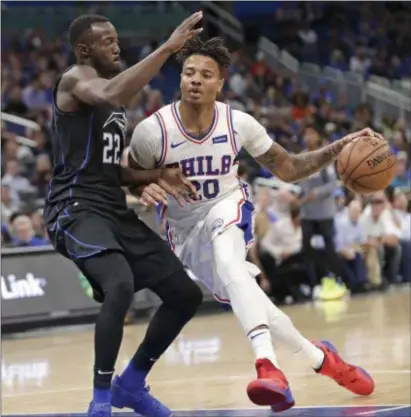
left=254, top=128, right=374, bottom=183
left=233, top=110, right=376, bottom=184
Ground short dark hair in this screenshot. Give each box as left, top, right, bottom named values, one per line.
left=68, top=14, right=109, bottom=48
left=176, top=37, right=231, bottom=74
left=9, top=212, right=26, bottom=224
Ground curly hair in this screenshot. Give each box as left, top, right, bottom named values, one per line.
left=176, top=37, right=232, bottom=74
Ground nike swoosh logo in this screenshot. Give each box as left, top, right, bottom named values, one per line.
left=171, top=141, right=186, bottom=149
left=97, top=370, right=114, bottom=375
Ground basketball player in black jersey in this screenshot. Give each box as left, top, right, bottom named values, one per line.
left=44, top=13, right=204, bottom=417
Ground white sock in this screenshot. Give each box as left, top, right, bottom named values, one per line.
left=248, top=327, right=280, bottom=367
left=212, top=226, right=280, bottom=368
left=257, top=285, right=325, bottom=369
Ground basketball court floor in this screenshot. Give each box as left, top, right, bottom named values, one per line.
left=2, top=288, right=410, bottom=417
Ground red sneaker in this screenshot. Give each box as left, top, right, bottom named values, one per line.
left=314, top=340, right=375, bottom=396
left=247, top=358, right=295, bottom=412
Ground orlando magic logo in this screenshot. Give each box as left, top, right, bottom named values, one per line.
left=103, top=111, right=127, bottom=138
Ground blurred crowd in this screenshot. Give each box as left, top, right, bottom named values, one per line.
left=247, top=166, right=410, bottom=305
left=1, top=3, right=410, bottom=303
left=244, top=2, right=411, bottom=79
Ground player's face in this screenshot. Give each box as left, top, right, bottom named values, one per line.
left=180, top=55, right=224, bottom=105
left=88, top=22, right=122, bottom=77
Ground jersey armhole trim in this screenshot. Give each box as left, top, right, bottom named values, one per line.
left=226, top=106, right=239, bottom=156
left=153, top=112, right=167, bottom=167
left=53, top=74, right=84, bottom=116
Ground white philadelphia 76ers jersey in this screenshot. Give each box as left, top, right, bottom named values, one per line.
left=129, top=101, right=273, bottom=235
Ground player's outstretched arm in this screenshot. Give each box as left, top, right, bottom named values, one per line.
left=121, top=163, right=197, bottom=207
left=255, top=128, right=377, bottom=183
left=66, top=12, right=203, bottom=107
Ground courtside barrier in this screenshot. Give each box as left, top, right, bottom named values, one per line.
left=1, top=245, right=217, bottom=331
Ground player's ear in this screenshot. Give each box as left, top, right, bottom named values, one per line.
left=217, top=78, right=224, bottom=95
left=77, top=42, right=90, bottom=59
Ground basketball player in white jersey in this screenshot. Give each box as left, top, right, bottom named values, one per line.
left=128, top=37, right=375, bottom=412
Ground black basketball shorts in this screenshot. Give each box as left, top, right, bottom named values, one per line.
left=45, top=201, right=184, bottom=292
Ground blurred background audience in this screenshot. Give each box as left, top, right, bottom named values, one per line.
left=1, top=1, right=410, bottom=303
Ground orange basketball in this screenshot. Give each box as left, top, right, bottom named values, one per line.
left=337, top=135, right=397, bottom=195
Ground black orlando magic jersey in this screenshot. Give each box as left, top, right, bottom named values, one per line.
left=46, top=70, right=128, bottom=214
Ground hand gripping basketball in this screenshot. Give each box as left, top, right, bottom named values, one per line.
left=337, top=129, right=396, bottom=194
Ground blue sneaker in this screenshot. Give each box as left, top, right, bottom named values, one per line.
left=111, top=375, right=173, bottom=417
left=87, top=401, right=111, bottom=417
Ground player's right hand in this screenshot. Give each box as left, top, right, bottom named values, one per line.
left=157, top=167, right=199, bottom=207
left=164, top=11, right=203, bottom=53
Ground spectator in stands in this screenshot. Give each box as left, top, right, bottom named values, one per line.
left=144, top=89, right=164, bottom=117
left=228, top=67, right=247, bottom=96
left=352, top=103, right=375, bottom=131
left=250, top=51, right=271, bottom=80
left=291, top=91, right=314, bottom=121
left=248, top=185, right=277, bottom=294
left=2, top=84, right=28, bottom=116
left=32, top=127, right=52, bottom=157
left=335, top=200, right=368, bottom=293
left=1, top=184, right=19, bottom=225
left=361, top=192, right=402, bottom=289
left=2, top=135, right=36, bottom=178
left=253, top=186, right=277, bottom=241
left=22, top=75, right=50, bottom=112
left=298, top=21, right=319, bottom=62
left=32, top=154, right=52, bottom=199
left=392, top=127, right=409, bottom=154
left=393, top=191, right=411, bottom=283
left=334, top=188, right=348, bottom=220
left=349, top=47, right=371, bottom=74
left=329, top=49, right=348, bottom=71
left=125, top=90, right=146, bottom=131
left=9, top=213, right=48, bottom=247
left=368, top=56, right=387, bottom=78
left=391, top=151, right=410, bottom=191
left=1, top=159, right=33, bottom=204
left=31, top=209, right=48, bottom=241
left=298, top=125, right=346, bottom=299
left=1, top=137, right=28, bottom=170
left=260, top=203, right=310, bottom=303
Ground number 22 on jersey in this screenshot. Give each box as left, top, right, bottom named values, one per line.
left=103, top=132, right=121, bottom=165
